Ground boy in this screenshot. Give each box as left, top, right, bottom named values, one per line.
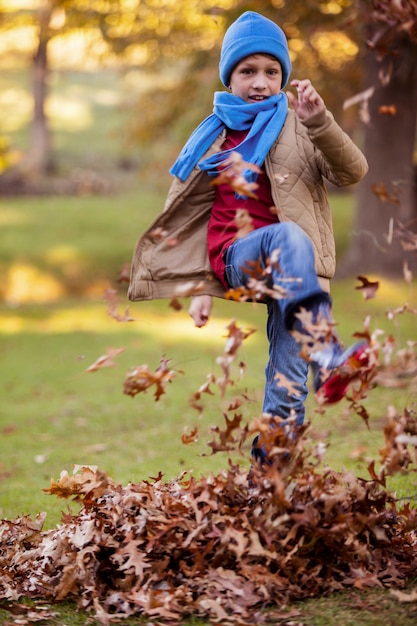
left=128, top=11, right=368, bottom=463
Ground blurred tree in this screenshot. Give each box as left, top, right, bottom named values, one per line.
left=0, top=0, right=126, bottom=178
left=0, top=0, right=234, bottom=179
left=340, top=0, right=417, bottom=276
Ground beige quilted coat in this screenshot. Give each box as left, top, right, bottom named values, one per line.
left=128, top=108, right=368, bottom=302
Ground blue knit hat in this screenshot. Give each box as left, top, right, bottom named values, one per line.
left=219, top=11, right=292, bottom=88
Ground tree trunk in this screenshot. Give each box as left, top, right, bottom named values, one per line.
left=339, top=34, right=417, bottom=278
left=26, top=5, right=52, bottom=178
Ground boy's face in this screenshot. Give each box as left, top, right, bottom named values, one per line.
left=229, top=54, right=282, bottom=103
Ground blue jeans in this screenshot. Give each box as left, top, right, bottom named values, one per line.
left=224, top=222, right=327, bottom=425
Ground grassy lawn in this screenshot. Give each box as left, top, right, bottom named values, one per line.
left=1, top=186, right=416, bottom=525
left=1, top=67, right=416, bottom=625
left=0, top=189, right=416, bottom=626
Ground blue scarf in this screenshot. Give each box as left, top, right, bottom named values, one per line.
left=170, top=91, right=288, bottom=183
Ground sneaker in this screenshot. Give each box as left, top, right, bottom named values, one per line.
left=311, top=340, right=369, bottom=404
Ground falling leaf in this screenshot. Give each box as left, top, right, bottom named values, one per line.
left=343, top=86, right=374, bottom=124
left=149, top=227, right=178, bottom=247
left=123, top=356, right=176, bottom=401
left=274, top=172, right=289, bottom=185
left=117, top=263, right=131, bottom=284
left=234, top=208, right=254, bottom=239
left=169, top=296, right=183, bottom=311
left=181, top=427, right=199, bottom=444
left=379, top=104, right=397, bottom=115
left=190, top=373, right=216, bottom=414
left=211, top=151, right=261, bottom=198
left=403, top=261, right=413, bottom=284
left=174, top=280, right=207, bottom=298
left=378, top=61, right=393, bottom=86
left=104, top=288, right=135, bottom=322
left=356, top=275, right=380, bottom=300
left=394, top=221, right=417, bottom=251
left=224, top=252, right=299, bottom=303
left=371, top=182, right=400, bottom=205
left=85, top=347, right=126, bottom=372
left=205, top=412, right=244, bottom=455
left=169, top=281, right=209, bottom=311
left=343, top=86, right=375, bottom=111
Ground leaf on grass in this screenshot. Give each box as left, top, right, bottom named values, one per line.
left=189, top=374, right=217, bottom=416
left=198, top=598, right=229, bottom=621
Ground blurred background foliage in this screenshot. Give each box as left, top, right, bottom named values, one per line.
left=0, top=0, right=372, bottom=178
left=0, top=0, right=416, bottom=275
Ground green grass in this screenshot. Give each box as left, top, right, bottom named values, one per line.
left=1, top=186, right=416, bottom=529
left=1, top=589, right=417, bottom=626
left=1, top=67, right=416, bottom=625
left=0, top=193, right=414, bottom=626
left=0, top=188, right=159, bottom=298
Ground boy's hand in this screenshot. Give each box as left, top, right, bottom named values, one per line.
left=287, top=79, right=325, bottom=121
left=188, top=295, right=213, bottom=327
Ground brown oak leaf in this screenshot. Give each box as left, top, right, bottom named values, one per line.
left=356, top=275, right=380, bottom=300
left=86, top=347, right=126, bottom=372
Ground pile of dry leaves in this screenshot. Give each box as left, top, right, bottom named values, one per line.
left=1, top=407, right=416, bottom=625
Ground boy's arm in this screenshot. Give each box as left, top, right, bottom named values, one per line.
left=287, top=79, right=368, bottom=186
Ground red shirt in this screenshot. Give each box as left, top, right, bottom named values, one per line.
left=207, top=129, right=277, bottom=287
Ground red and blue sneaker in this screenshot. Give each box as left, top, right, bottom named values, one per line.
left=311, top=340, right=370, bottom=404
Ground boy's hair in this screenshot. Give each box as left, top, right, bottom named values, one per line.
left=219, top=11, right=292, bottom=88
